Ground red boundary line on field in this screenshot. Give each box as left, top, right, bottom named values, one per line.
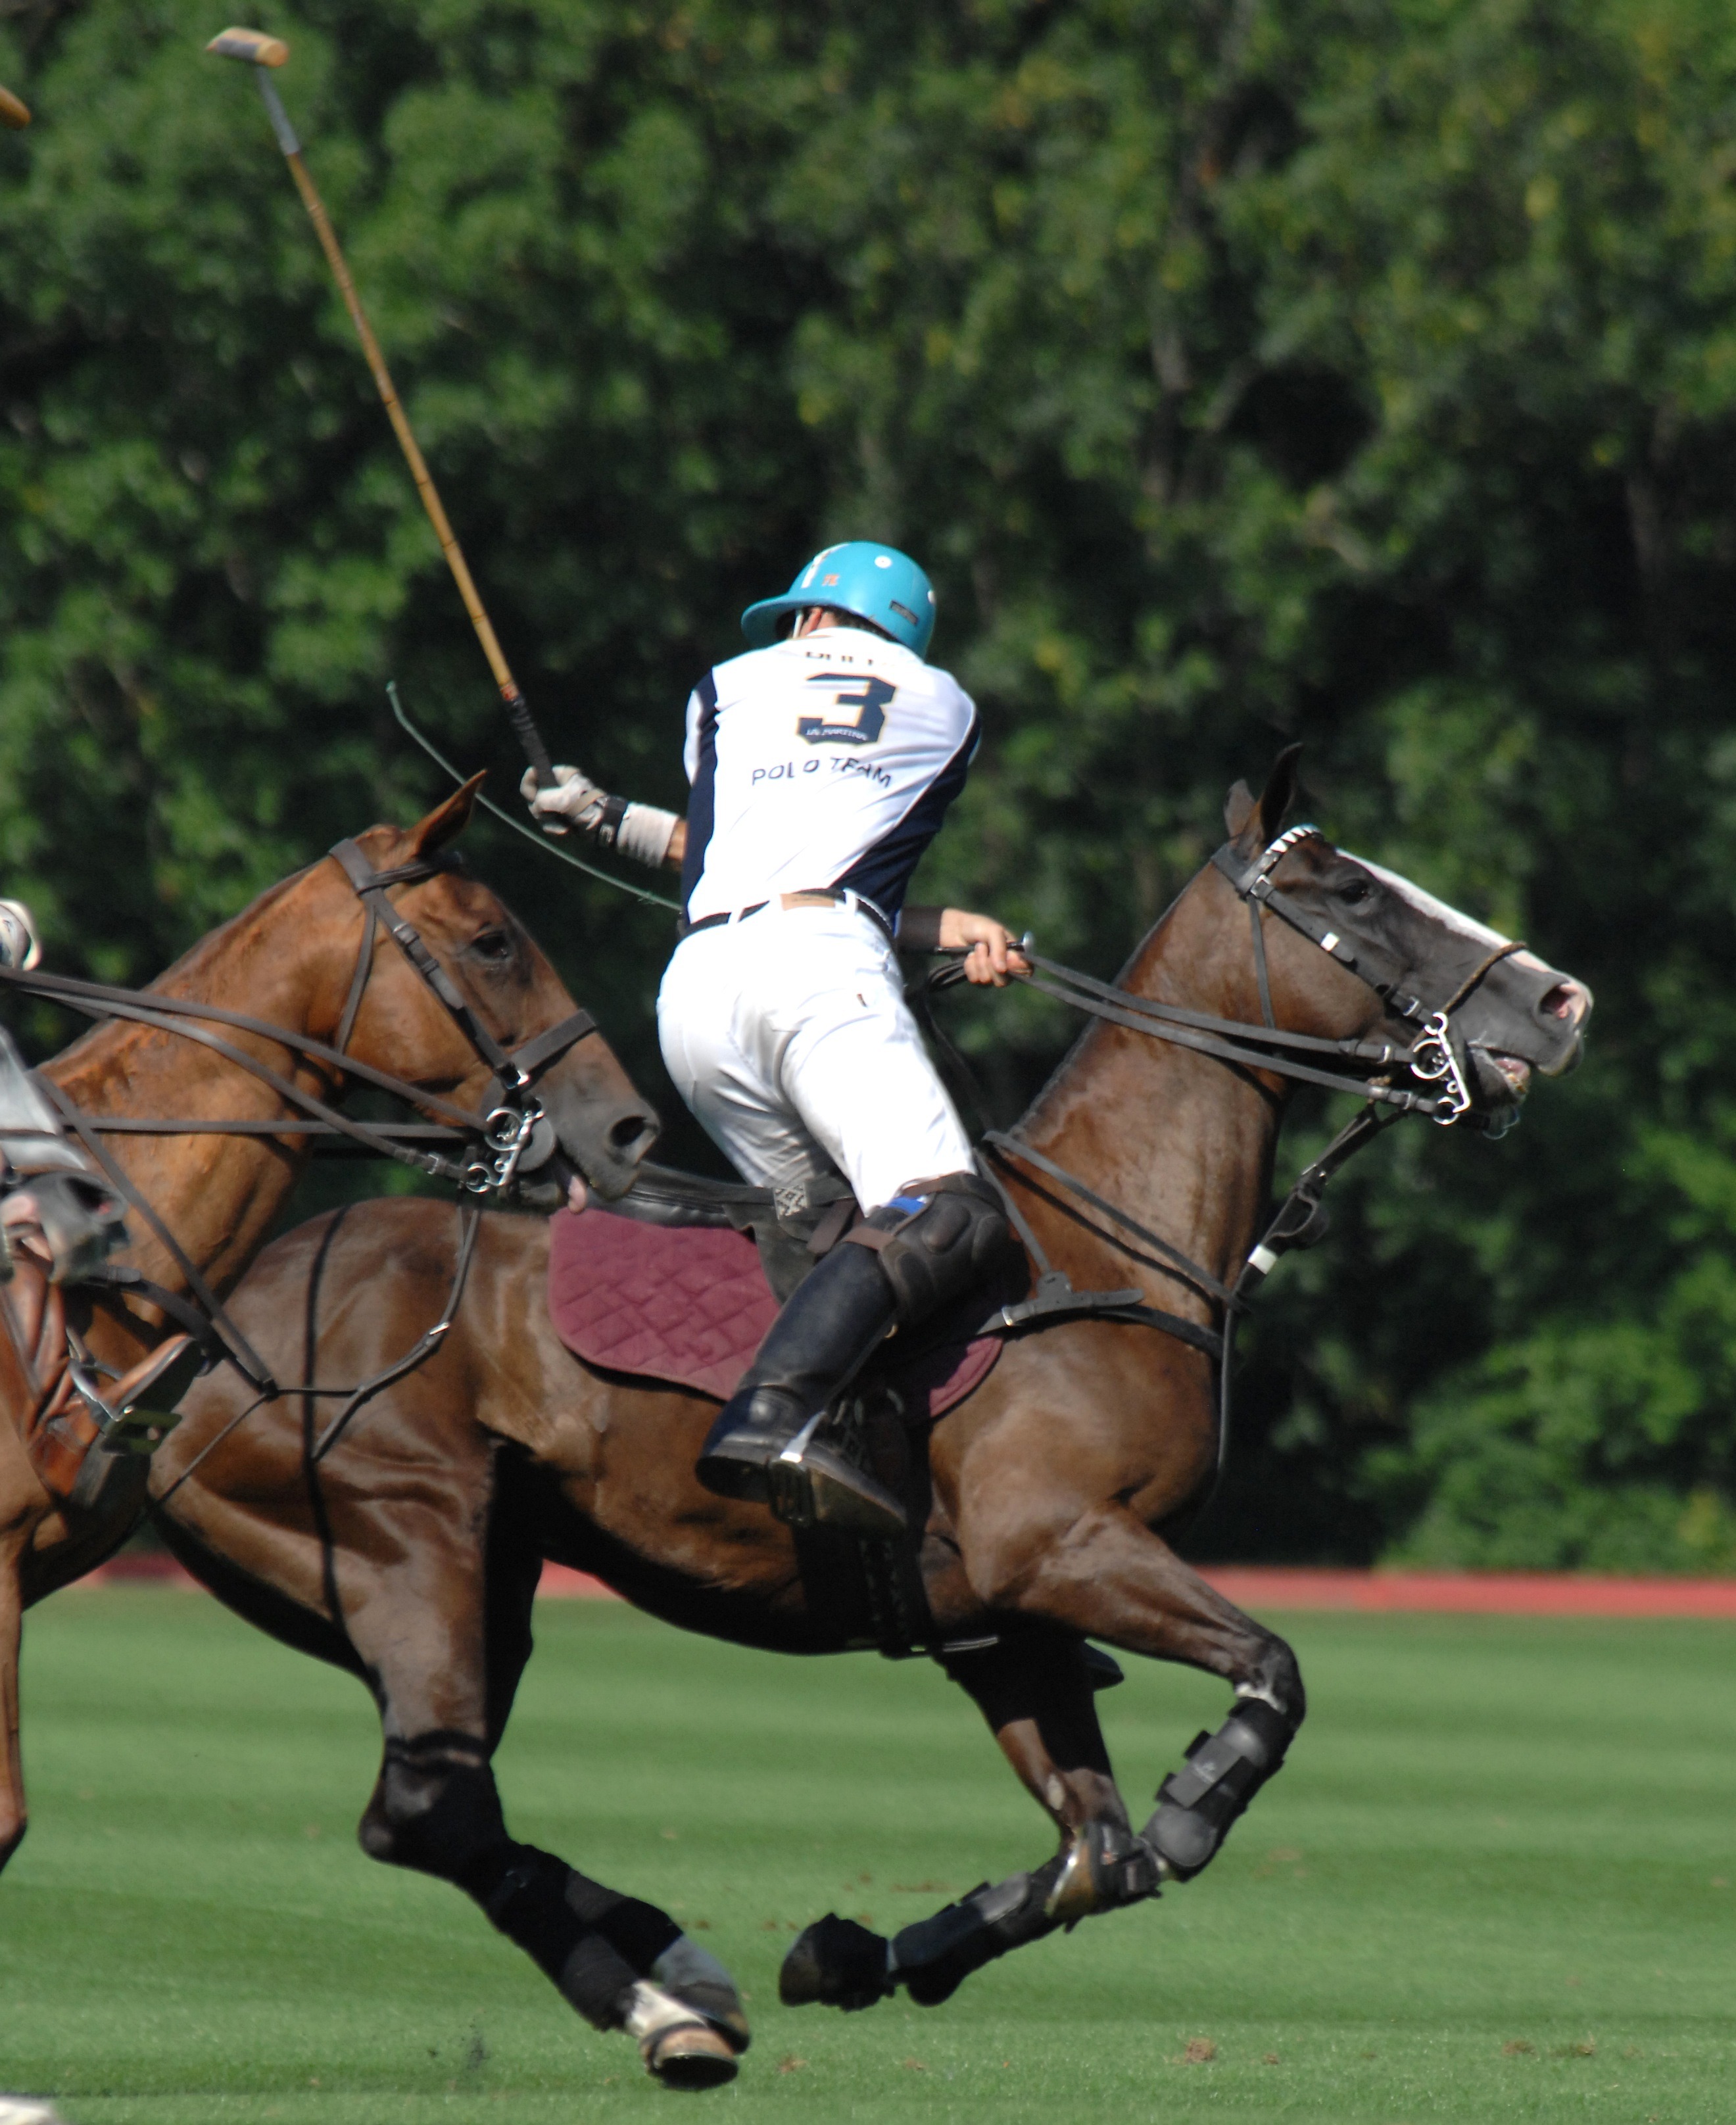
left=80, top=1553, right=1736, bottom=1617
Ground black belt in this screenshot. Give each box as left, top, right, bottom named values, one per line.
left=677, top=890, right=894, bottom=944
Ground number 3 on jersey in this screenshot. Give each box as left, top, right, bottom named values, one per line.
left=798, top=673, right=895, bottom=748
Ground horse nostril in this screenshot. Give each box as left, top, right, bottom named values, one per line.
left=610, top=1112, right=654, bottom=1153
left=1538, top=981, right=1585, bottom=1025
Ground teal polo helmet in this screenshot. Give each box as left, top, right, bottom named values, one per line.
left=740, top=541, right=936, bottom=657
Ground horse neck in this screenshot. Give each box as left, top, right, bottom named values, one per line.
left=41, top=866, right=361, bottom=1303
left=1013, top=874, right=1288, bottom=1301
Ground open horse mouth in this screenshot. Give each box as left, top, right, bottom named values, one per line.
left=1462, top=973, right=1589, bottom=1109
left=1469, top=1046, right=1533, bottom=1103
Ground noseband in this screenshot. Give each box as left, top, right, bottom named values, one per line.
left=1210, top=825, right=1525, bottom=1128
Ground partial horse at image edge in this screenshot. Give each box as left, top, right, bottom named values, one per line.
left=0, top=779, right=656, bottom=1900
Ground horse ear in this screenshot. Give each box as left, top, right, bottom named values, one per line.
left=1223, top=779, right=1257, bottom=837
left=1255, top=744, right=1303, bottom=845
left=407, top=773, right=487, bottom=858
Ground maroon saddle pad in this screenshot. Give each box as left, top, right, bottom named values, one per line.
left=546, top=1206, right=1003, bottom=1418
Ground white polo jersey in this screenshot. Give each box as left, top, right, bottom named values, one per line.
left=677, top=629, right=978, bottom=930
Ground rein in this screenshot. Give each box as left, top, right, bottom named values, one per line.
left=153, top=1202, right=483, bottom=1505
left=0, top=841, right=596, bottom=1193
left=952, top=827, right=1529, bottom=1473
left=0, top=837, right=597, bottom=1429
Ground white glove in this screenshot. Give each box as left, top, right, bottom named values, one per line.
left=518, top=765, right=679, bottom=869
left=520, top=763, right=608, bottom=837
left=0, top=900, right=40, bottom=972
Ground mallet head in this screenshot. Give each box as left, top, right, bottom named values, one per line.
left=0, top=84, right=30, bottom=129
left=206, top=28, right=289, bottom=67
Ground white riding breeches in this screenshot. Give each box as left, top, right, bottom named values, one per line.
left=656, top=901, right=975, bottom=1215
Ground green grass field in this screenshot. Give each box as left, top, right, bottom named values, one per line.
left=0, top=1587, right=1729, bottom=2124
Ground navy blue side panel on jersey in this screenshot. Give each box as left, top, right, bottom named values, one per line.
left=832, top=715, right=980, bottom=922
left=679, top=671, right=721, bottom=922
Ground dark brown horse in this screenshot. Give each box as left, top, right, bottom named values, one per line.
left=151, top=757, right=1589, bottom=2089
left=0, top=778, right=656, bottom=1874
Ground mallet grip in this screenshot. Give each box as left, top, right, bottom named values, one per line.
left=504, top=686, right=554, bottom=789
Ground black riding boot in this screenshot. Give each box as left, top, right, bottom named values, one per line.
left=696, top=1241, right=905, bottom=1539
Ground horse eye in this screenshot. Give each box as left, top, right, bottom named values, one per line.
left=1336, top=877, right=1375, bottom=906
left=471, top=928, right=513, bottom=963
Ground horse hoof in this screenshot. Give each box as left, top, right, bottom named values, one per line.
left=641, top=2021, right=740, bottom=2091
left=624, top=1980, right=741, bottom=2091
left=649, top=1933, right=752, bottom=2055
left=781, top=1913, right=892, bottom=2011
left=0, top=2100, right=66, bottom=2124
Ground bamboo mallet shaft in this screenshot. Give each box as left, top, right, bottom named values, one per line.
left=206, top=29, right=554, bottom=784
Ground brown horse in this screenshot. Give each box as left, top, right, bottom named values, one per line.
left=151, top=756, right=1589, bottom=2088
left=0, top=778, right=657, bottom=1874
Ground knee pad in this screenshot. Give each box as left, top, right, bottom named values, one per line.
left=1143, top=1696, right=1295, bottom=1881
left=844, top=1172, right=1010, bottom=1325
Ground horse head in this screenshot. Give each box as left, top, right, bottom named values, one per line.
left=325, top=776, right=659, bottom=1200
left=1218, top=748, right=1590, bottom=1123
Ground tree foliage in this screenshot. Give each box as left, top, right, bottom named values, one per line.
left=3, top=0, right=1735, bottom=1564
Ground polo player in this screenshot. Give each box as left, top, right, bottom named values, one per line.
left=525, top=542, right=1024, bottom=1537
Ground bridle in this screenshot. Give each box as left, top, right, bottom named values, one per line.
left=0, top=836, right=600, bottom=1399
left=0, top=839, right=597, bottom=1191
left=951, top=824, right=1531, bottom=1476
left=326, top=838, right=595, bottom=1194
left=1210, top=824, right=1524, bottom=1129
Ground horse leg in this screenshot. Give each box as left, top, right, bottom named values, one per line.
left=0, top=1527, right=29, bottom=1870
left=965, top=1498, right=1305, bottom=1885
left=783, top=1631, right=1159, bottom=2014
left=344, top=1500, right=747, bottom=2089
left=0, top=1416, right=48, bottom=1871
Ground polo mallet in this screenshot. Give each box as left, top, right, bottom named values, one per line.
left=205, top=28, right=554, bottom=788
left=0, top=84, right=32, bottom=128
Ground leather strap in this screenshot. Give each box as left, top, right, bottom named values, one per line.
left=333, top=904, right=377, bottom=1057
left=506, top=1011, right=596, bottom=1078
left=329, top=840, right=526, bottom=1087
left=982, top=1131, right=1238, bottom=1309
left=0, top=963, right=483, bottom=1130
left=39, top=1078, right=277, bottom=1392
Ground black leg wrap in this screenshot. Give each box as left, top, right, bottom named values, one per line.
left=360, top=1740, right=684, bottom=2030
left=563, top=1867, right=684, bottom=1974
left=1142, top=1695, right=1296, bottom=1882
left=890, top=1853, right=1069, bottom=2007
left=782, top=1826, right=1161, bottom=2016
left=467, top=1843, right=669, bottom=2029
left=358, top=1738, right=508, bottom=1878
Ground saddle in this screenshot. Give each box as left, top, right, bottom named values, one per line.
left=545, top=1167, right=1130, bottom=1671
left=546, top=1175, right=1008, bottom=1421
